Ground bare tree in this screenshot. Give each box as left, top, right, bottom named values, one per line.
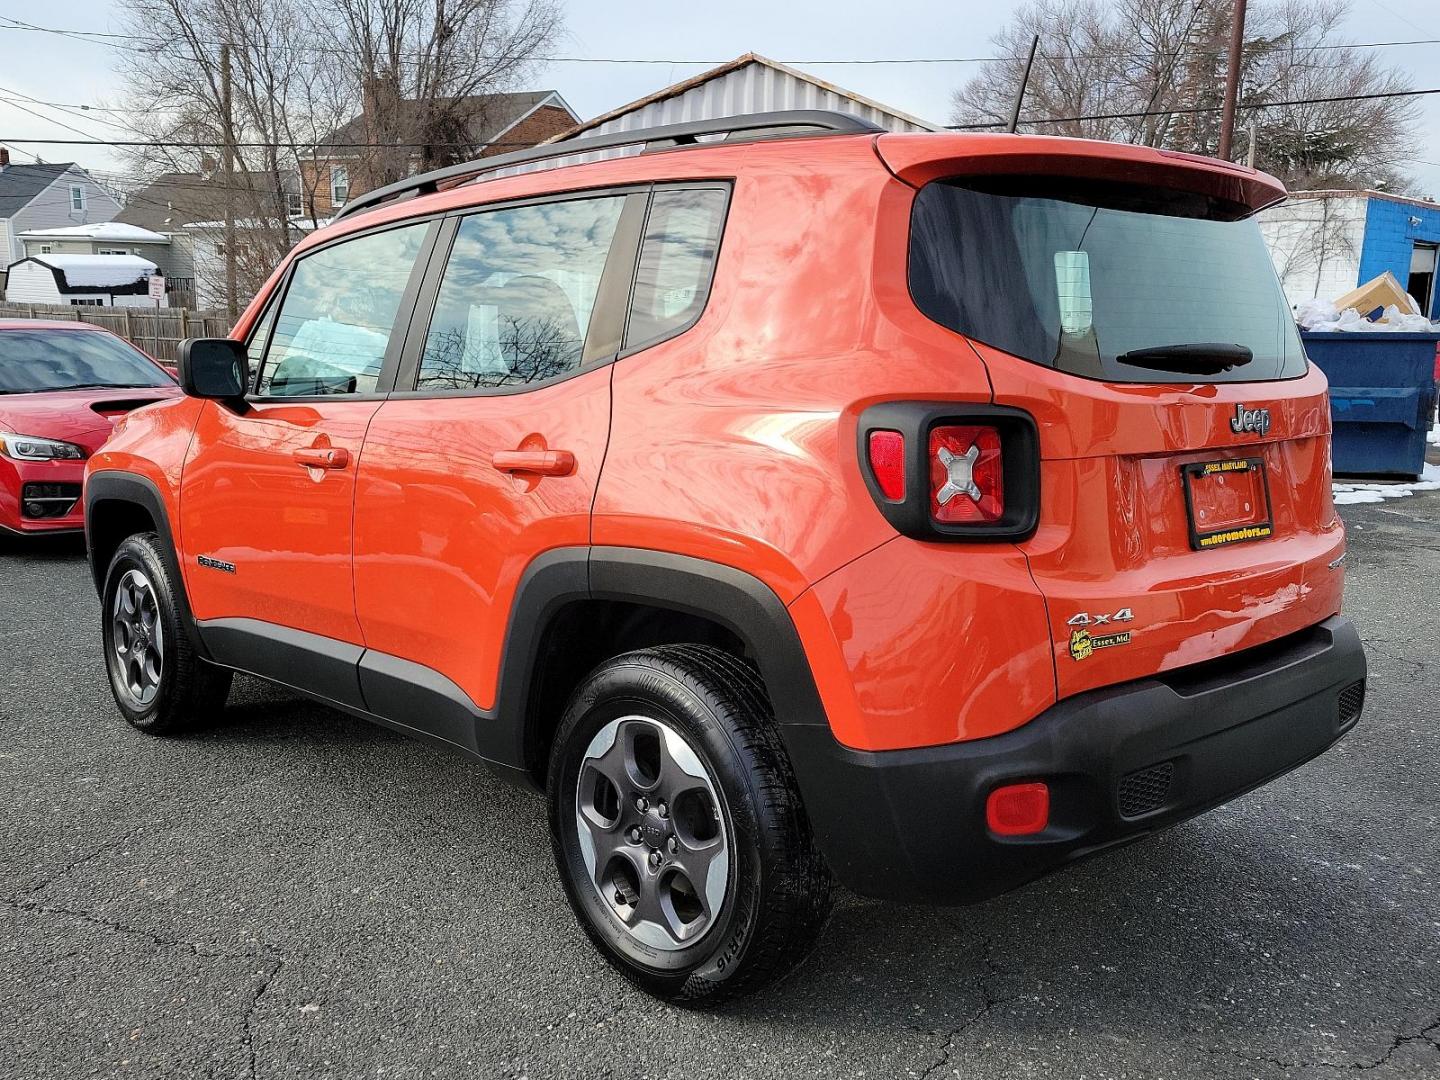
left=111, top=0, right=562, bottom=306
left=951, top=0, right=1420, bottom=190
left=113, top=0, right=352, bottom=301
left=320, top=0, right=564, bottom=187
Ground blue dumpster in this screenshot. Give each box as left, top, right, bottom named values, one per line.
left=1300, top=331, right=1439, bottom=480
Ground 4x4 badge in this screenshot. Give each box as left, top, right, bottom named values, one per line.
left=1229, top=403, right=1272, bottom=436
left=1066, top=608, right=1134, bottom=627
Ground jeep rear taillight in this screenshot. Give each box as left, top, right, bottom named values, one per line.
left=858, top=403, right=1040, bottom=542
left=929, top=425, right=1002, bottom=523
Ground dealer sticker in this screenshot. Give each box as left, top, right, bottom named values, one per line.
left=1069, top=628, right=1132, bottom=662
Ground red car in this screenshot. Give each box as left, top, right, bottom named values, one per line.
left=0, top=321, right=177, bottom=535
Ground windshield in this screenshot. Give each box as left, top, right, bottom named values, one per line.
left=909, top=178, right=1306, bottom=384
left=0, top=330, right=172, bottom=393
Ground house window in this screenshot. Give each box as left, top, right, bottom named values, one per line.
left=98, top=248, right=131, bottom=256
left=40, top=245, right=52, bottom=254
left=70, top=185, right=85, bottom=212
left=286, top=192, right=304, bottom=218
left=330, top=166, right=349, bottom=207
left=70, top=298, right=104, bottom=307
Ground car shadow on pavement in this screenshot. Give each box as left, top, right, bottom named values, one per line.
left=726, top=814, right=1399, bottom=1052
left=185, top=679, right=1391, bottom=1049
left=0, top=532, right=87, bottom=561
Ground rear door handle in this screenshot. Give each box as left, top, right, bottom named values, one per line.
left=294, top=446, right=350, bottom=470
left=491, top=449, right=576, bottom=477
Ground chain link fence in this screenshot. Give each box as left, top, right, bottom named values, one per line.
left=0, top=303, right=233, bottom=365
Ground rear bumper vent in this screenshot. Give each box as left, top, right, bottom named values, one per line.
left=1118, top=761, right=1175, bottom=819
left=1338, top=681, right=1365, bottom=727
left=20, top=482, right=81, bottom=519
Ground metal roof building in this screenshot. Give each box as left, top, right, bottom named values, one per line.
left=485, top=53, right=939, bottom=177
left=558, top=53, right=939, bottom=140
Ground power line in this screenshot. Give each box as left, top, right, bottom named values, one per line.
left=0, top=137, right=550, bottom=149
left=7, top=89, right=1433, bottom=146
left=949, top=86, right=1440, bottom=130
left=1, top=14, right=1438, bottom=66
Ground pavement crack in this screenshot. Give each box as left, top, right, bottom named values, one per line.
left=916, top=935, right=1016, bottom=1079
left=241, top=955, right=285, bottom=1080
left=1232, top=1011, right=1440, bottom=1072
left=0, top=892, right=266, bottom=962
left=23, top=825, right=145, bottom=898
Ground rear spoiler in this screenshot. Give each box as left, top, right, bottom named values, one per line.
left=875, top=133, right=1288, bottom=214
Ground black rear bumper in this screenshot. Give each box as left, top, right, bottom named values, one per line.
left=783, top=616, right=1367, bottom=904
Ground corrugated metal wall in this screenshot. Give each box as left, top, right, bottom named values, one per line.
left=492, top=61, right=936, bottom=177
left=587, top=63, right=935, bottom=136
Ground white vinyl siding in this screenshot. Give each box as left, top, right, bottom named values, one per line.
left=6, top=168, right=121, bottom=262
left=3, top=260, right=65, bottom=303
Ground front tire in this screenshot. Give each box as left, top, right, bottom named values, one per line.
left=101, top=533, right=231, bottom=733
left=547, top=645, right=832, bottom=1005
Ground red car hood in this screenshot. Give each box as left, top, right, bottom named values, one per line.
left=0, top=386, right=181, bottom=453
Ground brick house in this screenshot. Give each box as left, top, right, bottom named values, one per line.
left=300, top=89, right=579, bottom=218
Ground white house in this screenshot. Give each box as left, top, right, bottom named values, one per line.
left=16, top=222, right=173, bottom=303
left=0, top=151, right=121, bottom=270
left=4, top=254, right=166, bottom=308
left=183, top=217, right=322, bottom=310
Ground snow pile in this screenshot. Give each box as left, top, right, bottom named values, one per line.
left=19, top=221, right=168, bottom=244
left=1296, top=299, right=1439, bottom=333
left=34, top=254, right=157, bottom=288
left=1332, top=462, right=1440, bottom=505
left=1429, top=417, right=1440, bottom=448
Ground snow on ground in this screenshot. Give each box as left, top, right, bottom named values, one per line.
left=1429, top=417, right=1440, bottom=448
left=1333, top=462, right=1440, bottom=505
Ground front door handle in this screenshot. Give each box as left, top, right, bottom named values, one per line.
left=491, top=449, right=576, bottom=477
left=294, top=446, right=350, bottom=470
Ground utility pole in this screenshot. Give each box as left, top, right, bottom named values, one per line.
left=220, top=42, right=237, bottom=322
left=1218, top=0, right=1248, bottom=160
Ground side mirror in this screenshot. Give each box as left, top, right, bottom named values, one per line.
left=177, top=338, right=248, bottom=402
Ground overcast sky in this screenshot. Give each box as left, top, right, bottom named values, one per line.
left=1, top=0, right=1437, bottom=196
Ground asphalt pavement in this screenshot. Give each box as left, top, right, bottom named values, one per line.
left=0, top=491, right=1436, bottom=1079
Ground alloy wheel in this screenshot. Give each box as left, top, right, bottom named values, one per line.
left=574, top=715, right=730, bottom=951
left=111, top=568, right=164, bottom=708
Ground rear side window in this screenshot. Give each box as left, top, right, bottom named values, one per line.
left=416, top=196, right=627, bottom=390
left=257, top=223, right=428, bottom=396
left=909, top=179, right=1306, bottom=384
left=625, top=187, right=727, bottom=350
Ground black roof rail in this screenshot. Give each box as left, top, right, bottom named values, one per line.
left=333, top=109, right=885, bottom=222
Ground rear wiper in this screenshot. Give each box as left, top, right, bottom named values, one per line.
left=1116, top=343, right=1253, bottom=376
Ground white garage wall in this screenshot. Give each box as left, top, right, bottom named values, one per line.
left=3, top=261, right=64, bottom=304
left=1258, top=196, right=1367, bottom=309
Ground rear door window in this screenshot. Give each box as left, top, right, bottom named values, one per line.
left=415, top=195, right=627, bottom=391
left=625, top=186, right=728, bottom=350
left=256, top=223, right=429, bottom=396
left=909, top=178, right=1306, bottom=383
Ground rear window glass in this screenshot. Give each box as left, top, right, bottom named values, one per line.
left=625, top=187, right=728, bottom=350
left=909, top=178, right=1306, bottom=384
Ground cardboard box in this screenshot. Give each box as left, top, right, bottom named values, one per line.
left=1332, top=271, right=1421, bottom=320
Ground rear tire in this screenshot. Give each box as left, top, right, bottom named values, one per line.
left=547, top=645, right=832, bottom=1005
left=101, top=533, right=231, bottom=734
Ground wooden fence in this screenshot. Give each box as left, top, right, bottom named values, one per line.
left=0, top=303, right=232, bottom=364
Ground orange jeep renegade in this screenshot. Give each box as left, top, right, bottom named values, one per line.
left=85, top=111, right=1367, bottom=1004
